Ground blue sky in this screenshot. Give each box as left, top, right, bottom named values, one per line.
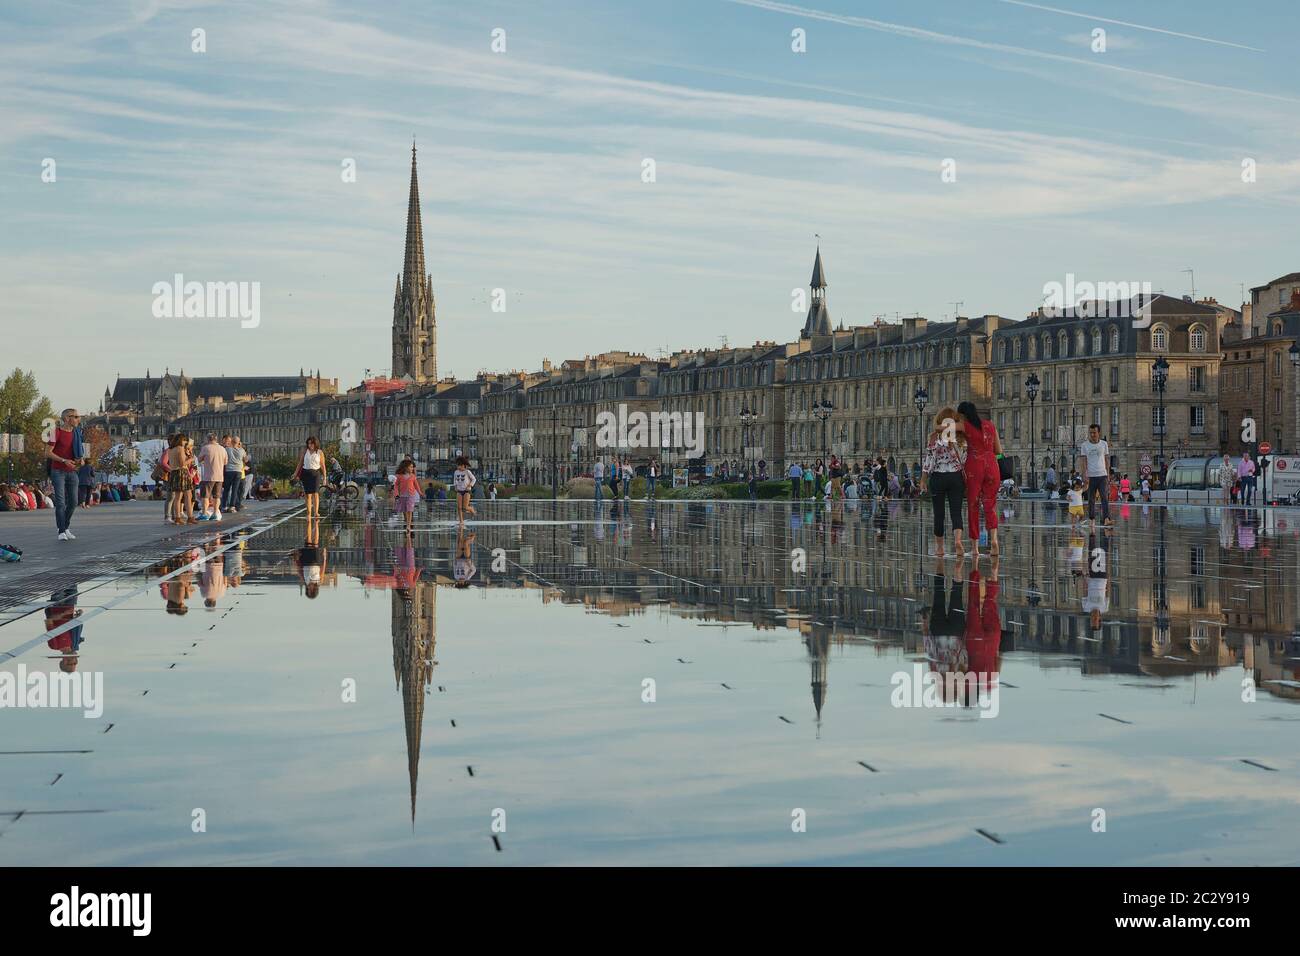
left=3, top=0, right=1298, bottom=412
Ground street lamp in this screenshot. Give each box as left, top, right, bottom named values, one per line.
left=739, top=403, right=758, bottom=478
left=1025, top=372, right=1040, bottom=491
left=1152, top=356, right=1170, bottom=481
left=912, top=384, right=929, bottom=481
left=812, top=398, right=834, bottom=478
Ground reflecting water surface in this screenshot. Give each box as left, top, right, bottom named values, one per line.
left=1, top=499, right=1297, bottom=865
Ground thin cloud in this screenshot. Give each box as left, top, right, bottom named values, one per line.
left=999, top=0, right=1265, bottom=53
left=721, top=0, right=1295, bottom=103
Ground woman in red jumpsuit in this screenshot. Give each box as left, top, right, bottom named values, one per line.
left=956, top=401, right=1004, bottom=555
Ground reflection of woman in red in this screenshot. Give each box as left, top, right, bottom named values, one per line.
left=964, top=558, right=1002, bottom=694
left=957, top=401, right=1003, bottom=555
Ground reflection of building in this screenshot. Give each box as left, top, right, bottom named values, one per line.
left=805, top=629, right=830, bottom=727
left=225, top=500, right=1300, bottom=716
left=392, top=578, right=437, bottom=824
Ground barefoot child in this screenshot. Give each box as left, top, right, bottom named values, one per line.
left=1067, top=476, right=1086, bottom=531
left=393, top=459, right=420, bottom=534
left=453, top=455, right=477, bottom=523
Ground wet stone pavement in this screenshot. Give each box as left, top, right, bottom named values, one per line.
left=1, top=497, right=1297, bottom=865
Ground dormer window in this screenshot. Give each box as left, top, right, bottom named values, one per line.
left=1152, top=325, right=1168, bottom=351
left=1189, top=325, right=1207, bottom=351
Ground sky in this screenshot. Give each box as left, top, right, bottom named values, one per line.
left=3, top=0, right=1298, bottom=413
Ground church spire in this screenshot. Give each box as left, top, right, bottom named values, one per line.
left=402, top=142, right=426, bottom=294
left=802, top=243, right=831, bottom=338
left=392, top=143, right=437, bottom=383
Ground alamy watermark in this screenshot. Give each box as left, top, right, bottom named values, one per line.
left=151, top=274, right=260, bottom=328
left=1041, top=273, right=1153, bottom=322
left=0, top=664, right=103, bottom=718
left=594, top=403, right=705, bottom=457
left=891, top=663, right=999, bottom=718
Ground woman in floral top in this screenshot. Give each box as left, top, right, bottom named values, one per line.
left=920, top=406, right=968, bottom=558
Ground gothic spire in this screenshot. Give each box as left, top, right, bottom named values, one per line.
left=402, top=142, right=426, bottom=295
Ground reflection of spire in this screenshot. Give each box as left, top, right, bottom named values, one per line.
left=392, top=580, right=437, bottom=826
left=805, top=630, right=830, bottom=729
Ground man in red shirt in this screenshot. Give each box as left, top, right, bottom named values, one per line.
left=45, top=408, right=87, bottom=541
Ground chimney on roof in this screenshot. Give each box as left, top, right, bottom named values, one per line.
left=1288, top=289, right=1300, bottom=312
left=902, top=317, right=927, bottom=341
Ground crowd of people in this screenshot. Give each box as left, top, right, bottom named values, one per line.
left=787, top=456, right=928, bottom=502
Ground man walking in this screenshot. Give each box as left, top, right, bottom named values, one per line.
left=45, top=408, right=86, bottom=541
left=622, top=459, right=633, bottom=500
left=1077, top=424, right=1112, bottom=526
left=593, top=457, right=604, bottom=504
left=788, top=460, right=803, bottom=500
left=222, top=434, right=246, bottom=513
left=197, top=432, right=228, bottom=521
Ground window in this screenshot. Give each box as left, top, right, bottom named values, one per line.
left=1152, top=325, right=1167, bottom=351
left=1092, top=328, right=1102, bottom=354
left=1076, top=329, right=1085, bottom=354
left=1042, top=333, right=1052, bottom=358
left=1190, top=405, right=1205, bottom=435
left=1190, top=366, right=1205, bottom=393
left=1275, top=350, right=1283, bottom=376
left=1109, top=326, right=1120, bottom=352
left=1110, top=405, right=1119, bottom=437
left=1110, top=366, right=1120, bottom=393
left=1012, top=410, right=1021, bottom=439
left=1189, top=325, right=1207, bottom=351
left=1152, top=406, right=1166, bottom=435
left=998, top=340, right=1007, bottom=363
left=1092, top=368, right=1101, bottom=394
left=1059, top=331, right=1068, bottom=356
left=1275, top=389, right=1283, bottom=415
left=1013, top=338, right=1022, bottom=361
left=996, top=375, right=1006, bottom=400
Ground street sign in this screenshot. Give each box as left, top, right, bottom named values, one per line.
left=1259, top=442, right=1272, bottom=455
left=1141, top=464, right=1152, bottom=478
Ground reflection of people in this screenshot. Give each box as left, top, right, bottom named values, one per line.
left=1081, top=532, right=1110, bottom=638
left=296, top=519, right=327, bottom=598
left=393, top=539, right=420, bottom=591
left=199, top=539, right=227, bottom=609
left=922, top=555, right=968, bottom=702
left=453, top=530, right=477, bottom=588
left=964, top=558, right=1001, bottom=692
left=45, top=585, right=85, bottom=671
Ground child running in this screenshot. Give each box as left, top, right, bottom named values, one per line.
left=452, top=455, right=477, bottom=524
left=393, top=459, right=421, bottom=535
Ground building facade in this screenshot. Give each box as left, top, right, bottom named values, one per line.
left=990, top=295, right=1235, bottom=481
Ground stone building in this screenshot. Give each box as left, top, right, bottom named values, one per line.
left=91, top=370, right=336, bottom=440
left=1219, top=291, right=1300, bottom=456
left=989, top=294, right=1235, bottom=481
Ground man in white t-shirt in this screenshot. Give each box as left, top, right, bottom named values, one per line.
left=1076, top=424, right=1111, bottom=525
left=593, top=458, right=605, bottom=504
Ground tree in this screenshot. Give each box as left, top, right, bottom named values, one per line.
left=256, top=449, right=299, bottom=481
left=0, top=368, right=54, bottom=482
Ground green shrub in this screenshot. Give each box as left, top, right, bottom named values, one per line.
left=499, top=483, right=552, bottom=499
